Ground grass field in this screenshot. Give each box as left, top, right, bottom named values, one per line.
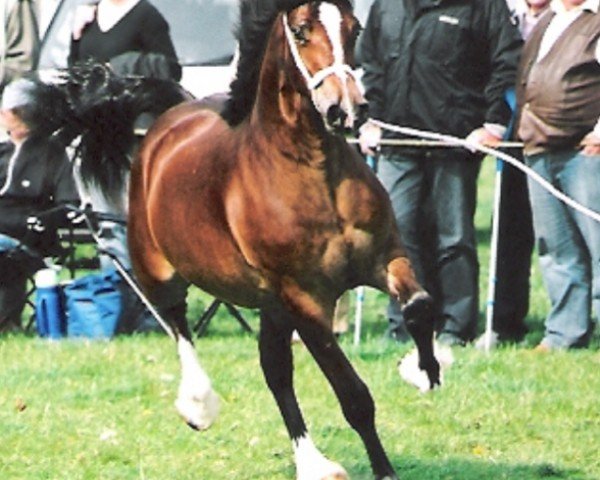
left=1, top=160, right=599, bottom=480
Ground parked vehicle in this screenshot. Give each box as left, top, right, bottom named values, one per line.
left=38, top=0, right=374, bottom=99
left=37, top=0, right=238, bottom=99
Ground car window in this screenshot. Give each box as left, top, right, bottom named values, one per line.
left=38, top=0, right=239, bottom=70
left=354, top=0, right=374, bottom=24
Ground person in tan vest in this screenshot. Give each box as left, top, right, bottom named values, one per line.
left=516, top=0, right=600, bottom=351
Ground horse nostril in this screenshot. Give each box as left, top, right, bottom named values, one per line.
left=327, top=105, right=342, bottom=126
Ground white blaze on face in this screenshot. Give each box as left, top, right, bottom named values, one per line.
left=318, top=2, right=355, bottom=127
left=319, top=3, right=344, bottom=67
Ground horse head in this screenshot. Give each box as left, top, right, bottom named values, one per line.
left=280, top=0, right=368, bottom=133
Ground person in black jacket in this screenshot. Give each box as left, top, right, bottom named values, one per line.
left=358, top=0, right=523, bottom=345
left=0, top=78, right=79, bottom=331
left=69, top=0, right=181, bottom=81
left=474, top=0, right=550, bottom=350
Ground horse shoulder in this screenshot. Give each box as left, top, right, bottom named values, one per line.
left=334, top=148, right=391, bottom=231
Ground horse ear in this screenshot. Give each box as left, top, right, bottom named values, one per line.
left=278, top=82, right=301, bottom=125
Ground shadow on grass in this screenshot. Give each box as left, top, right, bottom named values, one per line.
left=387, top=456, right=592, bottom=480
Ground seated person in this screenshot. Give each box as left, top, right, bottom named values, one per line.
left=0, top=78, right=80, bottom=332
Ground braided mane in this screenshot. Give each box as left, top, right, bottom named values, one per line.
left=221, top=0, right=308, bottom=126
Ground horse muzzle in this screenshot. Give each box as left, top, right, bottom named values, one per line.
left=326, top=105, right=348, bottom=132
left=325, top=102, right=369, bottom=134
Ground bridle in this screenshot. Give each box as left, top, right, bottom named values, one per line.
left=282, top=5, right=358, bottom=92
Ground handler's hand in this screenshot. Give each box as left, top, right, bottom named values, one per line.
left=358, top=121, right=382, bottom=156
left=580, top=131, right=600, bottom=156
left=465, top=127, right=502, bottom=153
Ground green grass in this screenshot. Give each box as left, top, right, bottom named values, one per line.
left=1, top=160, right=599, bottom=479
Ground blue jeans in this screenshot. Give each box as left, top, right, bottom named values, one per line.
left=0, top=233, right=20, bottom=253
left=378, top=152, right=481, bottom=341
left=526, top=149, right=600, bottom=348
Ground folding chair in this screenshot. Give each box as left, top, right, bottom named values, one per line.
left=192, top=299, right=253, bottom=337
left=0, top=241, right=47, bottom=332
left=65, top=206, right=252, bottom=337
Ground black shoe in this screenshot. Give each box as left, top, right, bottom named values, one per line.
left=493, top=316, right=528, bottom=343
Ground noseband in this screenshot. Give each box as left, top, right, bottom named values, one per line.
left=282, top=10, right=357, bottom=91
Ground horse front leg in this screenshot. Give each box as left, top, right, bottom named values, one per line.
left=387, top=257, right=440, bottom=389
left=295, top=317, right=397, bottom=480
left=259, top=304, right=348, bottom=480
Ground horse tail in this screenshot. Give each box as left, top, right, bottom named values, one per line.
left=30, top=62, right=190, bottom=198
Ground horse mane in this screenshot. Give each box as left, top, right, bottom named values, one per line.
left=221, top=0, right=308, bottom=126
left=29, top=62, right=189, bottom=197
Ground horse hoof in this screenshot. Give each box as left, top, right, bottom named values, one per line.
left=401, top=291, right=433, bottom=320
left=296, top=459, right=348, bottom=480
left=397, top=342, right=454, bottom=392
left=175, top=386, right=220, bottom=431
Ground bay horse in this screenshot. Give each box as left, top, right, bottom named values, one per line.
left=38, top=0, right=440, bottom=478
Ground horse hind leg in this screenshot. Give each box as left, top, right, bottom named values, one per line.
left=129, top=224, right=220, bottom=430
left=174, top=322, right=220, bottom=431
left=137, top=265, right=221, bottom=431
left=259, top=304, right=348, bottom=480
left=387, top=257, right=440, bottom=389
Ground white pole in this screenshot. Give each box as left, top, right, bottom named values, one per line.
left=484, top=159, right=503, bottom=353
left=353, top=286, right=365, bottom=346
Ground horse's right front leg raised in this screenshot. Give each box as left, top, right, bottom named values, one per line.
left=387, top=257, right=440, bottom=390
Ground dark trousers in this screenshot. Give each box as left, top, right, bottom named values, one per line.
left=378, top=152, right=481, bottom=341
left=0, top=258, right=30, bottom=330
left=493, top=159, right=534, bottom=340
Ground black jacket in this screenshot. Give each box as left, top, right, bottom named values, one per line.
left=358, top=0, right=522, bottom=139
left=0, top=136, right=79, bottom=249
left=69, top=0, right=182, bottom=81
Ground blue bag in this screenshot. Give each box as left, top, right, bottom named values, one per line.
left=35, top=285, right=65, bottom=339
left=64, top=268, right=122, bottom=339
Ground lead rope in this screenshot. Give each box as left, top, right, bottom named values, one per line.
left=368, top=119, right=600, bottom=224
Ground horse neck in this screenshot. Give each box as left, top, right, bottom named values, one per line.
left=249, top=28, right=326, bottom=165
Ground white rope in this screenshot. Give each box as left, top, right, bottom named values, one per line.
left=368, top=119, right=600, bottom=224
left=347, top=138, right=524, bottom=148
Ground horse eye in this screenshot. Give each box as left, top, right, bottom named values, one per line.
left=291, top=23, right=310, bottom=46
left=351, top=23, right=362, bottom=40
left=345, top=23, right=361, bottom=51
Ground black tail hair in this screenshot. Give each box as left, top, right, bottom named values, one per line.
left=30, top=62, right=189, bottom=198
